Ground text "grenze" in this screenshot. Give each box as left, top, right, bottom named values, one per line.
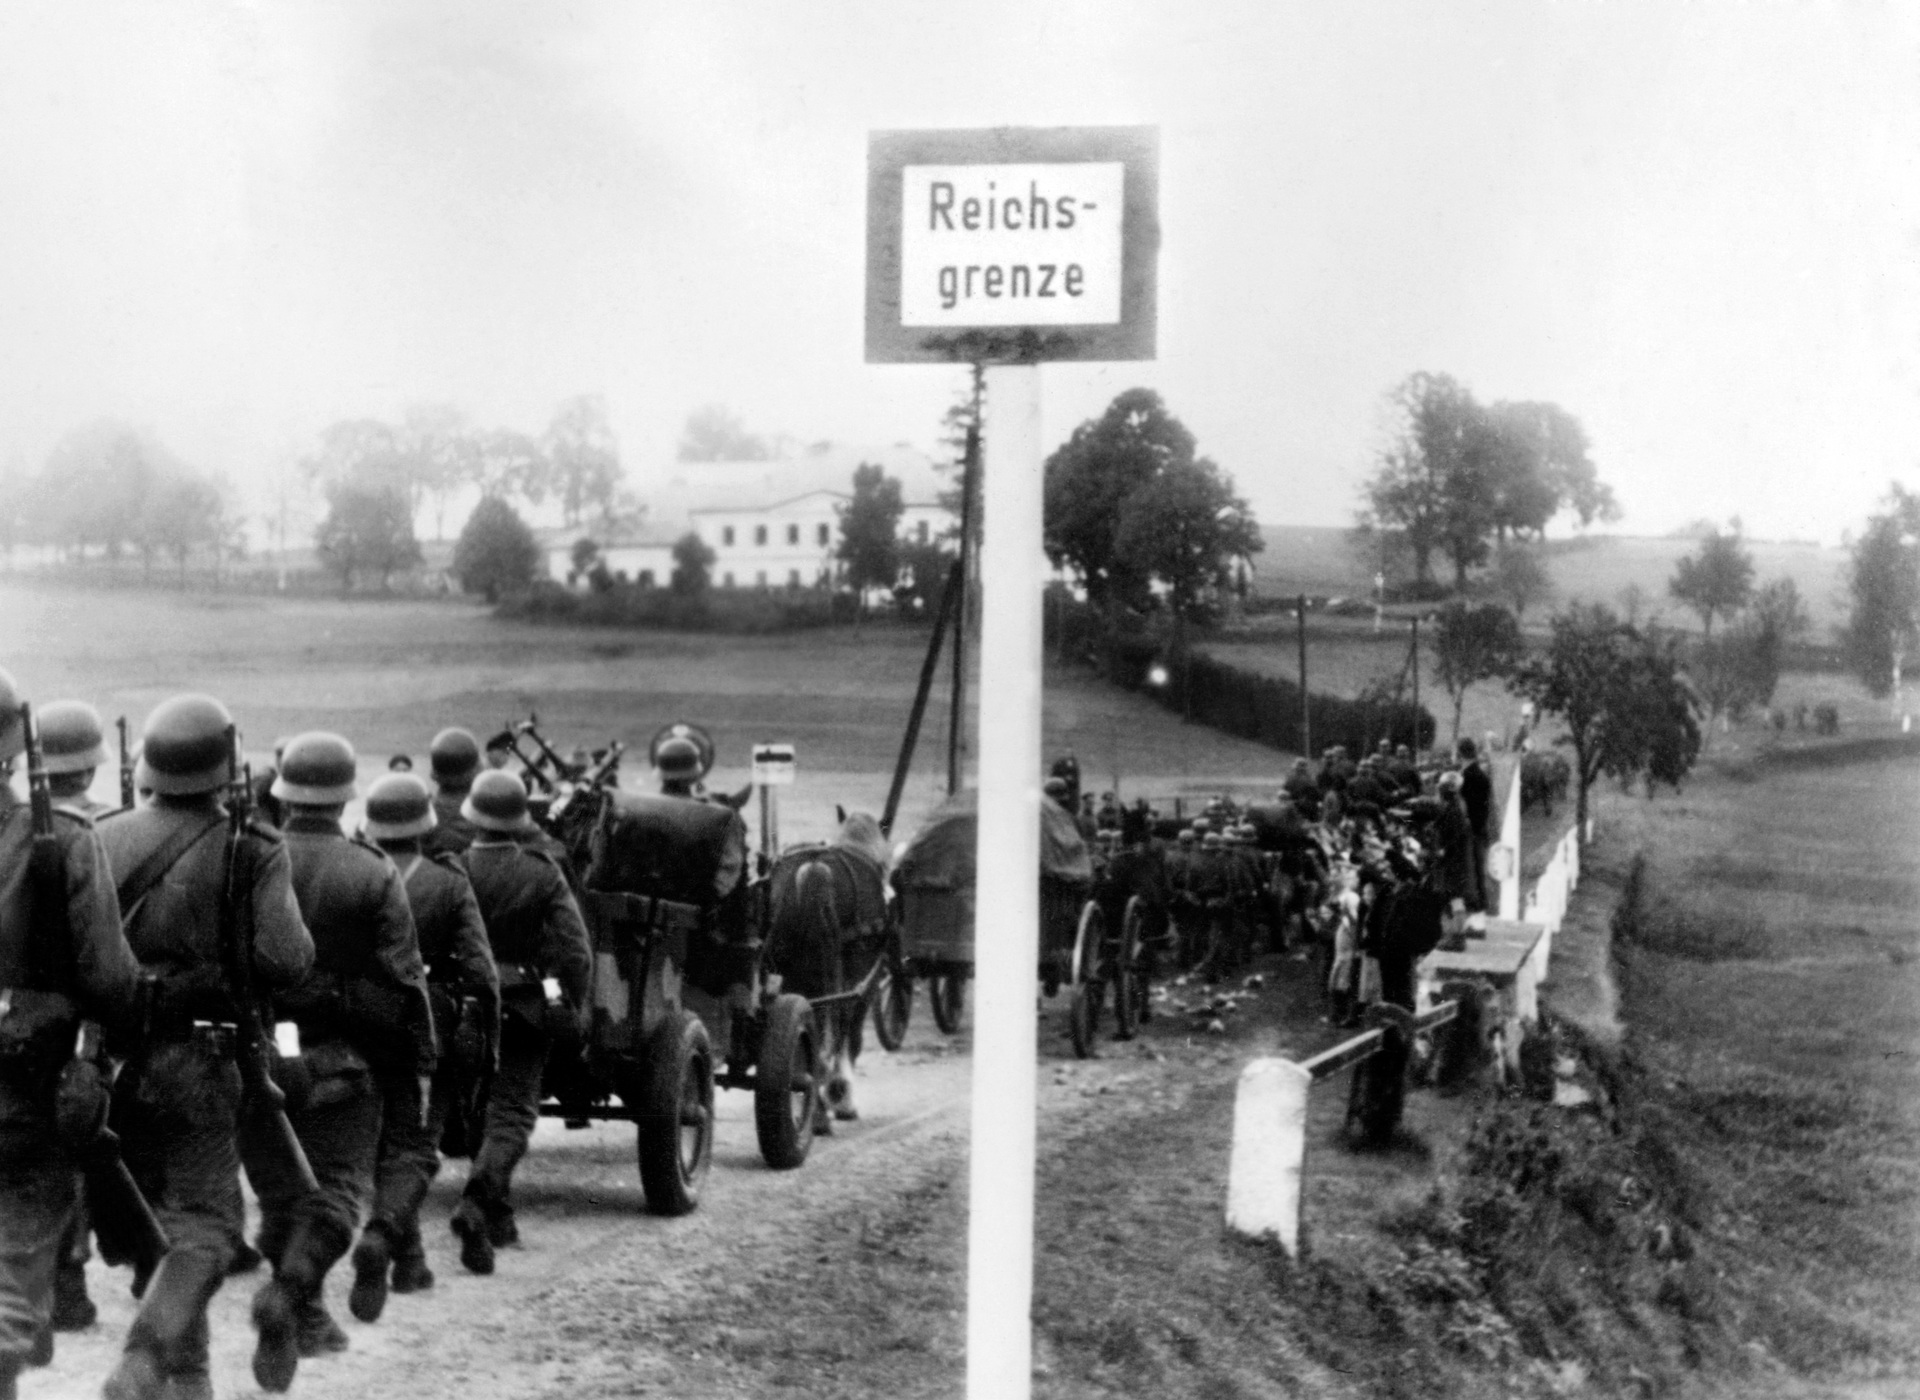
left=928, top=180, right=1087, bottom=312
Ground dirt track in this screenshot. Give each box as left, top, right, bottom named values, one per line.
left=35, top=1016, right=975, bottom=1400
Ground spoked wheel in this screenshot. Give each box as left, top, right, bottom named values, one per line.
left=1068, top=902, right=1107, bottom=1059
left=930, top=972, right=968, bottom=1034
left=636, top=1010, right=714, bottom=1216
left=871, top=945, right=912, bottom=1052
left=1113, top=896, right=1147, bottom=1041
left=754, top=994, right=819, bottom=1170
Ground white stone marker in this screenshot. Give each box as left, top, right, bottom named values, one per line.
left=1226, top=1057, right=1314, bottom=1256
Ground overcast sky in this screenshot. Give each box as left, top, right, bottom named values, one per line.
left=0, top=1, right=1914, bottom=545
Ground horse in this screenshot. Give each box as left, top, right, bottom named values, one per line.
left=763, top=808, right=892, bottom=1129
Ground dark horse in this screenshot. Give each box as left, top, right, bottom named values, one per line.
left=763, top=810, right=891, bottom=1127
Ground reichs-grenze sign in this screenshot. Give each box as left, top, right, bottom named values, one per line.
left=866, top=126, right=1158, bottom=364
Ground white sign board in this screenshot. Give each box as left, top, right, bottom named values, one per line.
left=899, top=163, right=1125, bottom=327
left=752, top=743, right=795, bottom=786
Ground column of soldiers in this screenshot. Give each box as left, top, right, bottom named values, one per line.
left=0, top=672, right=591, bottom=1400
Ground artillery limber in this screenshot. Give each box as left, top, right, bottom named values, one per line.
left=444, top=718, right=897, bottom=1214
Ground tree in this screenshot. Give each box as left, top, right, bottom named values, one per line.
left=670, top=531, right=715, bottom=597
left=1749, top=576, right=1810, bottom=647
left=473, top=428, right=549, bottom=504
left=1843, top=485, right=1920, bottom=699
left=1488, top=541, right=1554, bottom=622
left=1686, top=622, right=1782, bottom=736
left=37, top=420, right=176, bottom=560
left=837, top=463, right=904, bottom=620
left=568, top=537, right=601, bottom=585
left=453, top=497, right=543, bottom=603
left=1111, top=456, right=1262, bottom=633
left=397, top=403, right=479, bottom=539
left=1044, top=388, right=1207, bottom=615
left=1509, top=603, right=1701, bottom=830
left=893, top=539, right=955, bottom=615
left=314, top=481, right=422, bottom=593
left=1431, top=602, right=1525, bottom=743
left=1668, top=523, right=1753, bottom=638
left=139, top=473, right=226, bottom=587
left=677, top=404, right=770, bottom=462
left=544, top=395, right=622, bottom=527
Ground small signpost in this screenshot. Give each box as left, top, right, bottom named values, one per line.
left=752, top=743, right=794, bottom=864
left=868, top=124, right=1158, bottom=1400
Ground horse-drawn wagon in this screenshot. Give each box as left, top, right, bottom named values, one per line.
left=444, top=721, right=896, bottom=1215
left=888, top=790, right=1137, bottom=1058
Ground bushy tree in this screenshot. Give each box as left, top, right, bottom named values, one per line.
left=1669, top=523, right=1754, bottom=637
left=1686, top=624, right=1780, bottom=733
left=544, top=395, right=622, bottom=527
left=315, top=481, right=421, bottom=593
left=837, top=463, right=904, bottom=620
left=1044, top=389, right=1259, bottom=626
left=677, top=404, right=769, bottom=462
left=1359, top=375, right=1612, bottom=589
left=1488, top=541, right=1554, bottom=623
left=1432, top=602, right=1525, bottom=743
left=1508, top=603, right=1701, bottom=830
left=1843, top=486, right=1920, bottom=700
left=1749, top=576, right=1811, bottom=646
left=1111, top=456, right=1262, bottom=632
left=670, top=531, right=715, bottom=597
left=139, top=473, right=226, bottom=587
left=453, top=497, right=543, bottom=602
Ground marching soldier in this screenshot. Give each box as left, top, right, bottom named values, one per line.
left=0, top=670, right=142, bottom=1400
left=96, top=694, right=315, bottom=1400
left=449, top=770, right=590, bottom=1275
left=422, top=728, right=483, bottom=856
left=37, top=700, right=114, bottom=1335
left=349, top=774, right=497, bottom=1310
left=243, top=733, right=432, bottom=1379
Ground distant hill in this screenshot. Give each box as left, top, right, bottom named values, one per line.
left=1248, top=526, right=1852, bottom=636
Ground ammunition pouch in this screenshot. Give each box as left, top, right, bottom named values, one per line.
left=500, top=968, right=582, bottom=1043
left=270, top=1038, right=369, bottom=1113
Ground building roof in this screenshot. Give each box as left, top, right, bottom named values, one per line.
left=644, top=442, right=949, bottom=518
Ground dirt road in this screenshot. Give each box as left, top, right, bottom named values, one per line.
left=34, top=1018, right=976, bottom=1400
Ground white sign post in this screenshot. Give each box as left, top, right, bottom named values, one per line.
left=868, top=126, right=1156, bottom=1400
left=752, top=743, right=793, bottom=864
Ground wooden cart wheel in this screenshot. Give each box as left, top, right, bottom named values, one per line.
left=1113, top=896, right=1147, bottom=1041
left=754, top=994, right=819, bottom=1170
left=636, top=1010, right=714, bottom=1216
left=871, top=943, right=912, bottom=1051
left=930, top=971, right=968, bottom=1034
left=1068, top=902, right=1106, bottom=1059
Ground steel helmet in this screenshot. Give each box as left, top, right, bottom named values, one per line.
left=649, top=722, right=714, bottom=781
left=0, top=667, right=22, bottom=763
left=429, top=727, right=482, bottom=786
left=271, top=732, right=358, bottom=806
left=364, top=772, right=437, bottom=841
left=139, top=694, right=235, bottom=796
left=39, top=701, right=109, bottom=775
left=462, top=769, right=533, bottom=833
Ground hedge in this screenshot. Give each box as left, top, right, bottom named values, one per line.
left=1103, top=633, right=1435, bottom=757
left=498, top=580, right=860, bottom=633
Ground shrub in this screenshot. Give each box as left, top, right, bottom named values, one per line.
left=498, top=578, right=857, bottom=633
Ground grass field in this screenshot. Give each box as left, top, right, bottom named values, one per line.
left=1252, top=526, right=1854, bottom=637
left=0, top=579, right=1298, bottom=844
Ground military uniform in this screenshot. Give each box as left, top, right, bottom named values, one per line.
left=352, top=774, right=497, bottom=1309
left=96, top=694, right=314, bottom=1400
left=242, top=734, right=432, bottom=1374
left=421, top=728, right=483, bottom=857
left=0, top=692, right=141, bottom=1399
left=450, top=771, right=590, bottom=1274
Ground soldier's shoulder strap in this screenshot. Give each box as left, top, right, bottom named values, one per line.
left=349, top=831, right=390, bottom=863
left=114, top=811, right=226, bottom=916
left=426, top=849, right=468, bottom=875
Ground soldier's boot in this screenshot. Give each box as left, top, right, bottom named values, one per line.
left=0, top=1354, right=19, bottom=1400
left=486, top=1202, right=519, bottom=1249
left=294, top=1297, right=349, bottom=1358
left=52, top=1256, right=97, bottom=1331
left=104, top=1247, right=225, bottom=1400
left=26, top=1328, right=50, bottom=1369
left=388, top=1226, right=434, bottom=1293
left=449, top=1190, right=495, bottom=1276
left=159, top=1371, right=212, bottom=1400
left=347, top=1221, right=393, bottom=1324
left=249, top=1213, right=337, bottom=1394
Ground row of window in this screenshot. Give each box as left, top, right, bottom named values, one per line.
left=715, top=520, right=934, bottom=547
left=720, top=569, right=809, bottom=588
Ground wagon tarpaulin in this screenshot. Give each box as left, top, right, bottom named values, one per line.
left=893, top=788, right=1093, bottom=891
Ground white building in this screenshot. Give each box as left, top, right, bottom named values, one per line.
left=547, top=442, right=954, bottom=591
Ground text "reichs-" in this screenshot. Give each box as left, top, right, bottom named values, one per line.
left=928, top=179, right=1088, bottom=312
